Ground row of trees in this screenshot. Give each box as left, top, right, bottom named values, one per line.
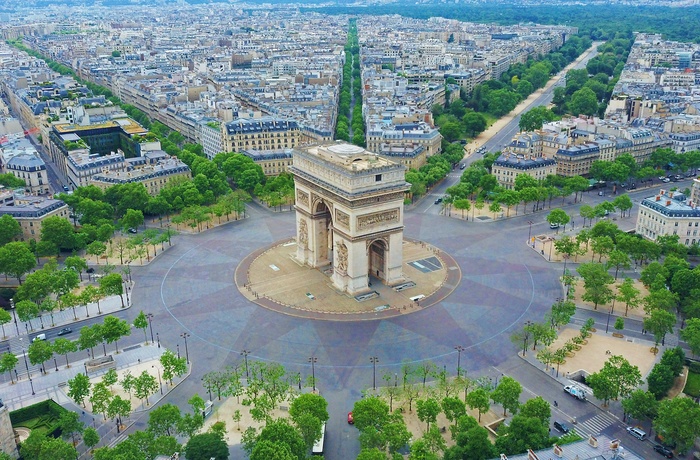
left=588, top=148, right=700, bottom=187
left=335, top=19, right=364, bottom=146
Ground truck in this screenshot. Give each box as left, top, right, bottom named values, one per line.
left=564, top=385, right=586, bottom=400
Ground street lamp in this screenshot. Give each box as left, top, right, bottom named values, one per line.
left=180, top=332, right=190, bottom=364
left=152, top=365, right=163, bottom=395
left=527, top=220, right=534, bottom=246
left=176, top=344, right=180, bottom=359
left=605, top=297, right=617, bottom=334
left=309, top=356, right=318, bottom=392
left=53, top=357, right=58, bottom=372
left=28, top=375, right=34, bottom=395
left=146, top=313, right=155, bottom=345
left=455, top=345, right=465, bottom=377
left=522, top=321, right=533, bottom=357
left=10, top=298, right=19, bottom=335
left=19, top=338, right=30, bottom=379
left=298, top=372, right=302, bottom=391
left=370, top=356, right=378, bottom=390
left=241, top=350, right=250, bottom=379
left=156, top=332, right=160, bottom=348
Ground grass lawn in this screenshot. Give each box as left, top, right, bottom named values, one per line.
left=482, top=113, right=498, bottom=127
left=683, top=371, right=700, bottom=398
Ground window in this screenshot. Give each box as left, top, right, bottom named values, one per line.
left=375, top=174, right=382, bottom=182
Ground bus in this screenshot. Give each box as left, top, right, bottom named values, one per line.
left=312, top=422, right=326, bottom=455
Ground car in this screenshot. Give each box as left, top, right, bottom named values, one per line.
left=434, top=197, right=443, bottom=205
left=598, top=191, right=604, bottom=196
left=347, top=412, right=354, bottom=424
left=662, top=178, right=671, bottom=183
left=459, top=163, right=466, bottom=170
left=57, top=327, right=72, bottom=336
left=62, top=185, right=69, bottom=191
left=128, top=228, right=138, bottom=234
left=659, top=176, right=666, bottom=181
left=654, top=445, right=674, bottom=458
left=627, top=426, right=647, bottom=440
left=32, top=333, right=46, bottom=342
left=549, top=223, right=560, bottom=229
left=620, top=183, right=627, bottom=188
left=553, top=421, right=570, bottom=434
left=86, top=267, right=95, bottom=273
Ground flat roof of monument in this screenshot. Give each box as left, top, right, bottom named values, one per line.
left=298, top=142, right=399, bottom=172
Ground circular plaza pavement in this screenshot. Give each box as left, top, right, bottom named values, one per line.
left=136, top=209, right=561, bottom=390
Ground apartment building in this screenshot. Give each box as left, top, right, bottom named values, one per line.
left=222, top=117, right=301, bottom=154
left=0, top=138, right=49, bottom=195
left=366, top=122, right=442, bottom=158
left=553, top=144, right=600, bottom=177
left=242, top=149, right=293, bottom=176
left=636, top=189, right=700, bottom=246
left=492, top=154, right=557, bottom=189
left=0, top=196, right=69, bottom=241
left=90, top=151, right=191, bottom=195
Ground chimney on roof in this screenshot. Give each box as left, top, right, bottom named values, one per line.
left=656, top=196, right=661, bottom=201
left=667, top=200, right=671, bottom=206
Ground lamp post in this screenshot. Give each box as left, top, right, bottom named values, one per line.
left=53, top=357, right=58, bottom=372
left=370, top=356, right=378, bottom=390
left=298, top=372, right=302, bottom=391
left=455, top=345, right=465, bottom=377
left=308, top=356, right=317, bottom=392
left=19, top=338, right=30, bottom=379
left=152, top=365, right=163, bottom=395
left=522, top=321, right=533, bottom=357
left=146, top=313, right=155, bottom=344
left=605, top=297, right=617, bottom=334
left=10, top=298, right=19, bottom=335
left=241, top=349, right=250, bottom=379
left=176, top=344, right=180, bottom=359
left=84, top=362, right=88, bottom=376
left=156, top=332, right=160, bottom=348
left=527, top=220, right=534, bottom=246
left=28, top=375, right=34, bottom=395
left=102, top=342, right=107, bottom=357
left=180, top=332, right=190, bottom=364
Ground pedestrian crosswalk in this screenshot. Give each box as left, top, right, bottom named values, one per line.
left=573, top=412, right=618, bottom=437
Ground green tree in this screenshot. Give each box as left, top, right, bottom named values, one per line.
left=134, top=310, right=149, bottom=344
left=0, top=352, right=18, bottom=383
left=64, top=255, right=88, bottom=282
left=465, top=388, right=490, bottom=422
left=621, top=389, right=657, bottom=425
left=577, top=262, right=614, bottom=309
left=27, top=339, right=53, bottom=372
left=120, top=209, right=144, bottom=232
left=101, top=315, right=131, bottom=354
left=646, top=364, right=675, bottom=399
left=148, top=403, right=182, bottom=437
left=569, top=87, right=599, bottom=116
left=653, top=397, right=700, bottom=453
left=99, top=273, right=125, bottom=307
left=617, top=278, right=641, bottom=316
left=40, top=215, right=76, bottom=252
left=612, top=194, right=633, bottom=217
left=134, top=370, right=158, bottom=406
left=0, top=242, right=36, bottom=283
left=90, top=382, right=112, bottom=420
left=83, top=426, right=100, bottom=451
left=53, top=337, right=77, bottom=368
left=67, top=373, right=91, bottom=407
left=289, top=393, right=329, bottom=424
left=490, top=376, right=522, bottom=416
left=86, top=241, right=107, bottom=264
left=681, top=317, right=700, bottom=356
left=0, top=214, right=21, bottom=245
left=58, top=410, right=84, bottom=445
left=416, top=398, right=441, bottom=431
left=160, top=350, right=187, bottom=384
left=519, top=396, right=551, bottom=429
left=546, top=208, right=569, bottom=232
left=185, top=432, right=230, bottom=460
left=586, top=355, right=642, bottom=406
left=643, top=309, right=676, bottom=350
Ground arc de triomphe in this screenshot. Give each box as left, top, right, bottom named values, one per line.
left=290, top=142, right=410, bottom=295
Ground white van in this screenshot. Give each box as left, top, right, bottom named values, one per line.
left=626, top=427, right=647, bottom=440
left=32, top=333, right=46, bottom=342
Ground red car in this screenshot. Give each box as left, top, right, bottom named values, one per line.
left=347, top=412, right=354, bottom=424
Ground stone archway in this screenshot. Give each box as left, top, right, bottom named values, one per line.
left=368, top=239, right=387, bottom=280
left=291, top=142, right=410, bottom=295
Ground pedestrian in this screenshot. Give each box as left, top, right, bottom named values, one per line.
left=554, top=400, right=558, bottom=407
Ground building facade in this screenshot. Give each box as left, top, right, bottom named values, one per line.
left=89, top=153, right=191, bottom=195
left=492, top=154, right=557, bottom=189
left=636, top=189, right=700, bottom=246
left=222, top=117, right=301, bottom=154
left=0, top=197, right=69, bottom=241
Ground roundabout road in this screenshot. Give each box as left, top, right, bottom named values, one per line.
left=134, top=208, right=561, bottom=392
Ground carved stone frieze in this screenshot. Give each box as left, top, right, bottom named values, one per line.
left=356, top=208, right=400, bottom=231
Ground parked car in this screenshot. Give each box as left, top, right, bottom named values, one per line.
left=347, top=412, right=354, bottom=424
left=627, top=426, right=647, bottom=440
left=553, top=421, right=570, bottom=434
left=654, top=444, right=674, bottom=458
left=128, top=228, right=138, bottom=234
left=57, top=327, right=72, bottom=336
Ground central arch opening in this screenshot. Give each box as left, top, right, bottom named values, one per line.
left=314, top=201, right=332, bottom=265
left=369, top=239, right=386, bottom=282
